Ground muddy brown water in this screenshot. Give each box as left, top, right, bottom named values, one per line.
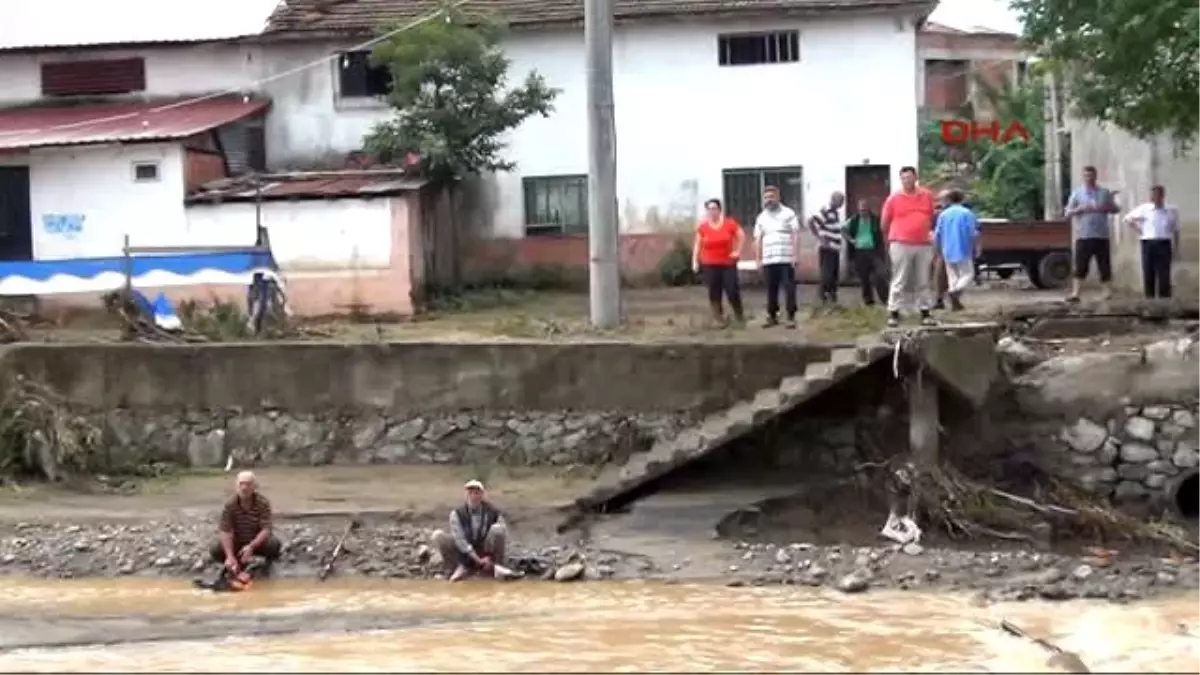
left=0, top=578, right=1195, bottom=672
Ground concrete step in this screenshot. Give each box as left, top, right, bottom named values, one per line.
left=572, top=342, right=891, bottom=512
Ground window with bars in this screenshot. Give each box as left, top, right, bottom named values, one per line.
left=523, top=175, right=589, bottom=236
left=718, top=31, right=800, bottom=66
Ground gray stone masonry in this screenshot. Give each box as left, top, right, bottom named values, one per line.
left=572, top=339, right=893, bottom=512
left=1058, top=403, right=1198, bottom=504
left=98, top=409, right=692, bottom=469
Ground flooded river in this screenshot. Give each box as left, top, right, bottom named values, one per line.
left=0, top=577, right=1194, bottom=672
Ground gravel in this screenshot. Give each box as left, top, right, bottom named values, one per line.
left=1, top=520, right=1196, bottom=604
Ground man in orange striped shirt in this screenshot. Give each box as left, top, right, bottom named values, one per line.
left=881, top=166, right=937, bottom=328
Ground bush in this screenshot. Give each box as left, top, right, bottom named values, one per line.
left=658, top=239, right=697, bottom=287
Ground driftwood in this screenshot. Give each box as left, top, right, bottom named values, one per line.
left=318, top=517, right=361, bottom=581
left=1000, top=620, right=1091, bottom=673
left=878, top=456, right=1198, bottom=554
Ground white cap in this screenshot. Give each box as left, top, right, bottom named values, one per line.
left=463, top=479, right=485, bottom=491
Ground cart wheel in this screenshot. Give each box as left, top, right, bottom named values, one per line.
left=1036, top=251, right=1072, bottom=289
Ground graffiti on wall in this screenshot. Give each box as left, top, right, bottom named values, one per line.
left=43, top=213, right=85, bottom=240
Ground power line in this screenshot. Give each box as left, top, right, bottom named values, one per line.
left=0, top=0, right=472, bottom=139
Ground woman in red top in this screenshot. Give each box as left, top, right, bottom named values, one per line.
left=691, top=198, right=745, bottom=325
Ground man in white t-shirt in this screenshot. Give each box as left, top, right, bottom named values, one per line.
left=1122, top=185, right=1180, bottom=299
left=753, top=185, right=801, bottom=328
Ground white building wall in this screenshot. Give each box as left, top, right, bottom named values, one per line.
left=0, top=11, right=921, bottom=241
left=184, top=199, right=393, bottom=272
left=0, top=43, right=261, bottom=105
left=0, top=143, right=185, bottom=259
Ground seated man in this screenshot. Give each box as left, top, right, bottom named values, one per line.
left=209, top=471, right=282, bottom=574
left=431, top=480, right=520, bottom=581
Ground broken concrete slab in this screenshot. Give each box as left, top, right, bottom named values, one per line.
left=912, top=332, right=1000, bottom=408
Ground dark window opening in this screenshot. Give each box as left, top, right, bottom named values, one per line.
left=718, top=31, right=800, bottom=66
left=722, top=166, right=804, bottom=234
left=338, top=51, right=392, bottom=99
left=41, top=58, right=146, bottom=97
left=133, top=162, right=160, bottom=182
left=523, top=175, right=589, bottom=236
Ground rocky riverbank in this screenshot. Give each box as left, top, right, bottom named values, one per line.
left=1, top=518, right=1195, bottom=603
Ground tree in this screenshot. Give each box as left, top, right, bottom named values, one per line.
left=917, top=80, right=1048, bottom=220
left=1013, top=0, right=1199, bottom=147
left=364, top=4, right=559, bottom=180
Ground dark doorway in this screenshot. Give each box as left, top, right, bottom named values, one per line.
left=0, top=167, right=32, bottom=261
left=844, top=164, right=891, bottom=215
left=722, top=166, right=804, bottom=234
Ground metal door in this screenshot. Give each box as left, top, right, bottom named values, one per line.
left=0, top=167, right=32, bottom=261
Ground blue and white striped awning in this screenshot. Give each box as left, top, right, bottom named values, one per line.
left=0, top=251, right=280, bottom=296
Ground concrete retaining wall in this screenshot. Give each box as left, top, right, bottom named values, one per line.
left=1, top=341, right=830, bottom=469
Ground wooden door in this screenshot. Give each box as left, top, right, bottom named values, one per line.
left=844, top=164, right=891, bottom=214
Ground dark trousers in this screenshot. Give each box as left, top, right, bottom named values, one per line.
left=1140, top=239, right=1173, bottom=299
left=762, top=263, right=797, bottom=319
left=818, top=248, right=840, bottom=302
left=701, top=264, right=743, bottom=318
left=209, top=536, right=283, bottom=565
left=852, top=250, right=889, bottom=305
left=1073, top=237, right=1113, bottom=282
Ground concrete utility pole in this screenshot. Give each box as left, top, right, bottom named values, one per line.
left=1045, top=70, right=1064, bottom=218
left=584, top=0, right=620, bottom=328
left=1042, top=69, right=1057, bottom=221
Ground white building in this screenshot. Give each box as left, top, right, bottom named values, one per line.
left=0, top=0, right=934, bottom=292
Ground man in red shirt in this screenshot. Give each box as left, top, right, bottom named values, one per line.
left=881, top=166, right=937, bottom=328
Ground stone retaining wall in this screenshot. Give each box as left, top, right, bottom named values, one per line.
left=103, top=409, right=692, bottom=468
left=1057, top=402, right=1198, bottom=503
left=1, top=341, right=831, bottom=469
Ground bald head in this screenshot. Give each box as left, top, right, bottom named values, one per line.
left=236, top=471, right=256, bottom=499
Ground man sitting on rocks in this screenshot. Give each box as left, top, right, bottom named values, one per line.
left=431, top=479, right=521, bottom=581
left=209, top=471, right=282, bottom=575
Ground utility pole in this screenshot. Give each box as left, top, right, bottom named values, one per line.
left=1045, top=70, right=1063, bottom=219
left=1042, top=69, right=1056, bottom=221
left=584, top=0, right=620, bottom=328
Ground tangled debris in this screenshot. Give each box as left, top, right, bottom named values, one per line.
left=893, top=457, right=1198, bottom=554
left=0, top=310, right=28, bottom=344
left=0, top=374, right=104, bottom=482
left=101, top=290, right=331, bottom=343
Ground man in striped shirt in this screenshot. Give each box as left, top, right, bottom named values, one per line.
left=210, top=471, right=282, bottom=574
left=753, top=185, right=801, bottom=327
left=808, top=191, right=845, bottom=305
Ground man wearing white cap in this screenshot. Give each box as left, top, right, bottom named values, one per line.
left=431, top=479, right=520, bottom=581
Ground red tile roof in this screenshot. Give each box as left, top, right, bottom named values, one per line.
left=266, top=0, right=936, bottom=35
left=0, top=96, right=270, bottom=151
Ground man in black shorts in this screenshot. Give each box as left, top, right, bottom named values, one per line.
left=1064, top=166, right=1119, bottom=302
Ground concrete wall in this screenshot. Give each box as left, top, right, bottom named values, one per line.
left=184, top=195, right=421, bottom=316
left=1068, top=121, right=1199, bottom=301
left=0, top=341, right=830, bottom=468
left=3, top=341, right=830, bottom=414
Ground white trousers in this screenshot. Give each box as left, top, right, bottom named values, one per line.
left=887, top=242, right=934, bottom=312
left=944, top=260, right=974, bottom=294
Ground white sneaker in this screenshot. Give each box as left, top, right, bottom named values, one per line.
left=449, top=564, right=469, bottom=582
left=493, top=564, right=522, bottom=580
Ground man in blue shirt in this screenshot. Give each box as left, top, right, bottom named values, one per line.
left=932, top=188, right=979, bottom=311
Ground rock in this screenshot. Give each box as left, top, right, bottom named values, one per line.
left=835, top=570, right=870, bottom=594
left=1172, top=445, right=1199, bottom=469
left=773, top=549, right=791, bottom=564
left=1144, top=473, right=1168, bottom=489
left=1123, top=417, right=1157, bottom=443
left=1141, top=406, right=1172, bottom=421
left=1120, top=442, right=1158, bottom=463
left=415, top=544, right=431, bottom=564
left=1114, top=481, right=1148, bottom=501
left=807, top=564, right=828, bottom=580
left=1117, top=463, right=1150, bottom=481
left=1172, top=409, right=1196, bottom=429
left=902, top=543, right=924, bottom=556
left=1147, top=460, right=1179, bottom=476
left=1062, top=418, right=1108, bottom=454
left=1097, top=439, right=1120, bottom=465
left=1071, top=564, right=1093, bottom=580
left=1155, top=571, right=1177, bottom=585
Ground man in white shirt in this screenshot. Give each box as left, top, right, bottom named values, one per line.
left=753, top=186, right=801, bottom=328
left=1123, top=185, right=1180, bottom=299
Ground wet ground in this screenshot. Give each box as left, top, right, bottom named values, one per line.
left=0, top=576, right=1195, bottom=672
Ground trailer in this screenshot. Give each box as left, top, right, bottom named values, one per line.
left=975, top=218, right=1073, bottom=289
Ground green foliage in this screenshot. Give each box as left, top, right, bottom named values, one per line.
left=918, top=80, right=1047, bottom=220
left=365, top=2, right=560, bottom=180
left=1013, top=0, right=1199, bottom=147
left=658, top=239, right=698, bottom=287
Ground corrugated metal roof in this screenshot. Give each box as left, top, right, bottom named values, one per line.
left=266, top=0, right=936, bottom=34
left=187, top=172, right=428, bottom=202
left=0, top=96, right=271, bottom=150
left=0, top=0, right=281, bottom=51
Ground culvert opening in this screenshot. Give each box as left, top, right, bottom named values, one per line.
left=1172, top=471, right=1198, bottom=520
